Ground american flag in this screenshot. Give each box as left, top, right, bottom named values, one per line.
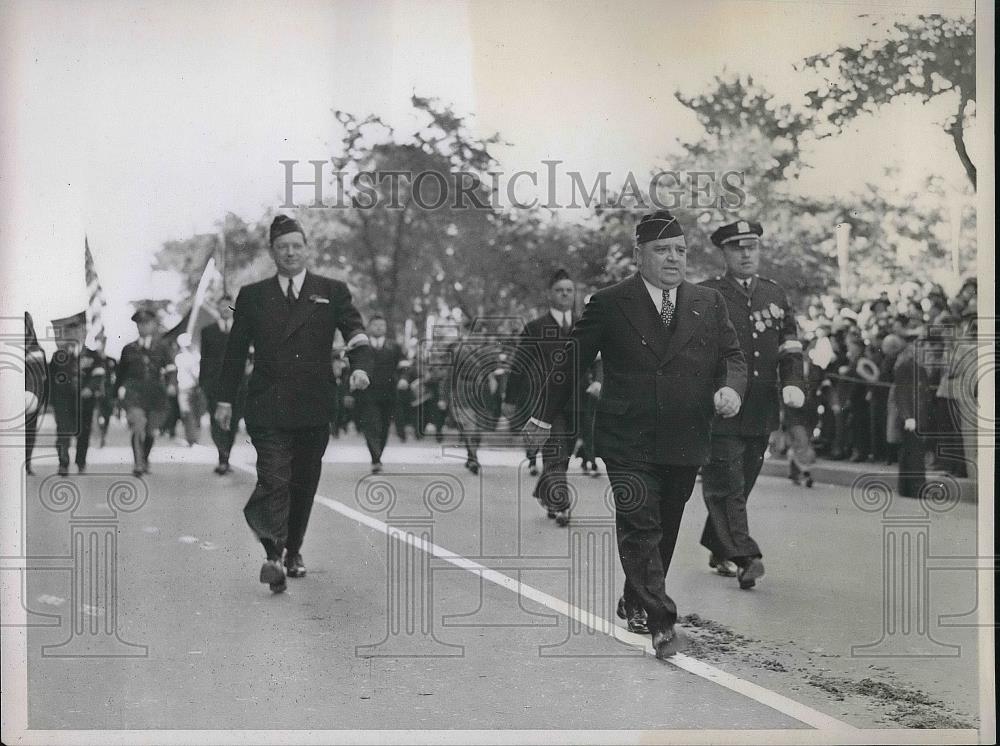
left=84, top=236, right=107, bottom=351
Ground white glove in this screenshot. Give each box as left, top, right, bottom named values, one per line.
left=782, top=386, right=805, bottom=409
left=396, top=379, right=410, bottom=391
left=713, top=386, right=741, bottom=418
left=904, top=418, right=916, bottom=432
left=586, top=381, right=602, bottom=397
left=349, top=370, right=370, bottom=391
left=25, top=391, right=39, bottom=417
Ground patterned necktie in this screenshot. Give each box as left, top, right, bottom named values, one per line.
left=660, top=289, right=674, bottom=327
left=286, top=279, right=297, bottom=305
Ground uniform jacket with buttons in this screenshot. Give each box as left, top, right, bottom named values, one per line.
left=218, top=272, right=372, bottom=429
left=117, top=338, right=172, bottom=413
left=698, top=273, right=803, bottom=437
left=536, top=273, right=746, bottom=466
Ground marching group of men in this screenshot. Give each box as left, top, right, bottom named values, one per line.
left=25, top=209, right=807, bottom=656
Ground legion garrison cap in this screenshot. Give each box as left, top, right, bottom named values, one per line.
left=711, top=219, right=763, bottom=248
left=50, top=310, right=86, bottom=330
left=269, top=214, right=306, bottom=244
left=635, top=210, right=684, bottom=244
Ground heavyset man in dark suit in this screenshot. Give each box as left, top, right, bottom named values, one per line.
left=525, top=210, right=746, bottom=657
left=199, top=295, right=243, bottom=474
left=506, top=268, right=581, bottom=525
left=117, top=307, right=173, bottom=477
left=699, top=220, right=804, bottom=590
left=359, top=313, right=402, bottom=473
left=214, top=215, right=372, bottom=593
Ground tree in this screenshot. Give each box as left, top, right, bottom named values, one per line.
left=800, top=15, right=977, bottom=188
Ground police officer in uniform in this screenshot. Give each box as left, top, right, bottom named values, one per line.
left=117, top=306, right=173, bottom=477
left=698, top=220, right=805, bottom=589
left=24, top=312, right=48, bottom=476
left=49, top=311, right=107, bottom=475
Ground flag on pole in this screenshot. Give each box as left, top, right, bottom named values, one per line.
left=162, top=256, right=225, bottom=352
left=84, top=236, right=107, bottom=352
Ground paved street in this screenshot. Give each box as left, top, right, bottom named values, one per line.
left=13, top=417, right=983, bottom=734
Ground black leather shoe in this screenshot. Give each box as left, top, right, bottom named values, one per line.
left=260, top=560, right=286, bottom=593
left=284, top=552, right=306, bottom=578
left=652, top=626, right=678, bottom=659
left=738, top=557, right=765, bottom=590
left=627, top=606, right=649, bottom=634
left=57, top=465, right=69, bottom=477
left=371, top=462, right=383, bottom=473
left=132, top=468, right=144, bottom=478
left=555, top=510, right=571, bottom=527
left=465, top=459, right=480, bottom=475
left=804, top=473, right=814, bottom=488
left=616, top=597, right=628, bottom=620
left=709, top=554, right=738, bottom=577
left=528, top=465, right=539, bottom=477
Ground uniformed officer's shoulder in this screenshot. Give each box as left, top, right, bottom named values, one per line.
left=756, top=275, right=783, bottom=289
left=697, top=275, right=726, bottom=288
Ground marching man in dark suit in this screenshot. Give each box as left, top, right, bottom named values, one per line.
left=525, top=210, right=746, bottom=657
left=214, top=215, right=372, bottom=593
left=117, top=307, right=173, bottom=477
left=199, top=295, right=244, bottom=474
left=49, top=311, right=107, bottom=475
left=360, top=313, right=402, bottom=473
left=699, top=220, right=804, bottom=589
left=506, top=268, right=581, bottom=525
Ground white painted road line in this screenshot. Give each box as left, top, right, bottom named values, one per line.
left=198, top=444, right=856, bottom=732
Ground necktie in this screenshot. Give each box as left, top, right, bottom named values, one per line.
left=660, top=290, right=674, bottom=327
left=286, top=279, right=297, bottom=305
left=562, top=314, right=572, bottom=336
left=742, top=279, right=752, bottom=292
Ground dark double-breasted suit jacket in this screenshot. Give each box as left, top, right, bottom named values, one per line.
left=218, top=272, right=372, bottom=430
left=536, top=273, right=747, bottom=466
left=506, top=312, right=582, bottom=430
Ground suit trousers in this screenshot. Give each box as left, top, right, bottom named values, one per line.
left=533, top=409, right=575, bottom=511
left=245, top=425, right=329, bottom=560
left=604, top=458, right=699, bottom=636
left=700, top=435, right=767, bottom=564
left=53, top=397, right=95, bottom=468
left=361, top=393, right=394, bottom=463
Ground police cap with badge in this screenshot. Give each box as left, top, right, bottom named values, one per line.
left=710, top=219, right=763, bottom=249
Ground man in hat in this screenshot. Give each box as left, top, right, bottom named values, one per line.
left=506, top=268, right=584, bottom=525
left=698, top=220, right=805, bottom=589
left=524, top=210, right=746, bottom=657
left=117, top=306, right=173, bottom=477
left=359, top=313, right=403, bottom=473
left=199, top=294, right=245, bottom=474
left=214, top=214, right=372, bottom=593
left=48, top=311, right=107, bottom=475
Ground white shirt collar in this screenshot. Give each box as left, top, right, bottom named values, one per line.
left=278, top=270, right=307, bottom=295
left=640, top=276, right=677, bottom=311
left=549, top=308, right=571, bottom=327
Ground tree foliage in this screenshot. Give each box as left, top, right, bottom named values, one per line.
left=800, top=15, right=976, bottom=187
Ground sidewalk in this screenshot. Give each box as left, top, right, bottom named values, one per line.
left=758, top=454, right=980, bottom=503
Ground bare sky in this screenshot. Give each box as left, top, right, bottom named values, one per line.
left=0, top=0, right=978, bottom=353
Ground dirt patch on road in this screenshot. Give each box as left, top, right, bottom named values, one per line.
left=677, top=613, right=976, bottom=730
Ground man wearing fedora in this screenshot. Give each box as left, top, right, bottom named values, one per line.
left=117, top=306, right=173, bottom=477
left=698, top=220, right=805, bottom=589
left=525, top=209, right=746, bottom=658
left=215, top=215, right=372, bottom=593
